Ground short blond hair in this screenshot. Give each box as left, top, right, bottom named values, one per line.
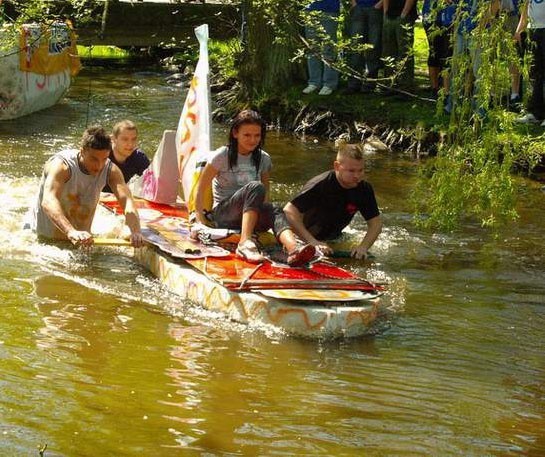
left=336, top=141, right=364, bottom=161
left=112, top=120, right=137, bottom=137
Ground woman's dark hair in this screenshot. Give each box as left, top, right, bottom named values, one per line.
left=227, top=109, right=266, bottom=172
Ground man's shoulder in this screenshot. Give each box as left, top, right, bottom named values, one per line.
left=305, top=170, right=334, bottom=187
left=291, top=170, right=333, bottom=202
left=131, top=148, right=148, bottom=159
left=54, top=148, right=78, bottom=160
left=46, top=149, right=77, bottom=171
left=357, top=179, right=375, bottom=191
left=128, top=148, right=150, bottom=165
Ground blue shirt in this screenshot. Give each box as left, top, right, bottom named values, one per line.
left=355, top=0, right=380, bottom=7
left=307, top=0, right=341, bottom=13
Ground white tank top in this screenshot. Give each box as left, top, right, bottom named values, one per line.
left=31, top=149, right=112, bottom=239
left=529, top=0, right=545, bottom=29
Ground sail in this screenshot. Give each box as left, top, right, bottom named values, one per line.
left=176, top=24, right=211, bottom=206
left=129, top=24, right=210, bottom=205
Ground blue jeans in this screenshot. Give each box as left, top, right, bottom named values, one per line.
left=305, top=12, right=339, bottom=89
left=347, top=4, right=383, bottom=88
left=212, top=181, right=290, bottom=237
left=448, top=31, right=482, bottom=112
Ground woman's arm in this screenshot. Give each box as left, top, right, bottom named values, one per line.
left=260, top=171, right=270, bottom=202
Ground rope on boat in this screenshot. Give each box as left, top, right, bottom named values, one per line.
left=238, top=262, right=264, bottom=290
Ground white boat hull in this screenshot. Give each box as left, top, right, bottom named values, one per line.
left=0, top=23, right=78, bottom=120
left=134, top=245, right=381, bottom=339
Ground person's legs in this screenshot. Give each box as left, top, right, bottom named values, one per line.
left=346, top=5, right=365, bottom=90
left=505, top=15, right=522, bottom=99
left=398, top=17, right=415, bottom=86
left=366, top=6, right=383, bottom=79
left=382, top=16, right=398, bottom=80
left=447, top=31, right=469, bottom=113
left=270, top=205, right=316, bottom=266
left=212, top=181, right=269, bottom=263
left=212, top=181, right=266, bottom=234
left=425, top=23, right=441, bottom=92
left=320, top=13, right=339, bottom=90
left=305, top=23, right=323, bottom=88
left=528, top=29, right=545, bottom=120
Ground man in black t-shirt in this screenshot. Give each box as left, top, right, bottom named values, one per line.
left=284, top=144, right=382, bottom=259
left=103, top=120, right=150, bottom=193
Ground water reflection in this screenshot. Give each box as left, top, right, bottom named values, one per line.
left=34, top=275, right=133, bottom=358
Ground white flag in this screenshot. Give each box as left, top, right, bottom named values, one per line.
left=176, top=24, right=211, bottom=205
left=129, top=24, right=211, bottom=205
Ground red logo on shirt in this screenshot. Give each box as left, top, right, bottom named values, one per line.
left=346, top=203, right=357, bottom=215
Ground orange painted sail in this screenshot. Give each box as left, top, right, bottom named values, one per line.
left=176, top=24, right=211, bottom=206
left=129, top=24, right=210, bottom=205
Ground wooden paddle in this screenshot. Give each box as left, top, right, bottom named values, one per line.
left=93, top=237, right=132, bottom=246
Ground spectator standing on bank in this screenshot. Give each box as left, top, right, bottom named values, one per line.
left=422, top=0, right=456, bottom=99
left=515, top=0, right=545, bottom=124
left=382, top=0, right=418, bottom=88
left=496, top=0, right=523, bottom=109
left=302, top=0, right=340, bottom=96
left=344, top=0, right=383, bottom=94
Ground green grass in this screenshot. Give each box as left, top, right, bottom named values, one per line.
left=77, top=45, right=131, bottom=59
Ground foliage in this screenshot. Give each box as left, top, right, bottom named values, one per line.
left=232, top=0, right=303, bottom=107
left=225, top=0, right=545, bottom=231
left=413, top=3, right=543, bottom=230
left=76, top=44, right=130, bottom=59
left=2, top=0, right=100, bottom=25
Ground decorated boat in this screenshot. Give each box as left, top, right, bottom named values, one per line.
left=98, top=25, right=384, bottom=338
left=99, top=195, right=383, bottom=338
left=0, top=20, right=80, bottom=120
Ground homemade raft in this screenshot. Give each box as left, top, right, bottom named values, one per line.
left=101, top=197, right=383, bottom=339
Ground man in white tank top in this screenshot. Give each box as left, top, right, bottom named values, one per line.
left=31, top=126, right=143, bottom=247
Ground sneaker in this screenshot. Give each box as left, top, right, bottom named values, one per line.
left=318, top=86, right=334, bottom=96
left=236, top=239, right=265, bottom=264
left=302, top=84, right=319, bottom=94
left=508, top=99, right=522, bottom=113
left=516, top=113, right=539, bottom=124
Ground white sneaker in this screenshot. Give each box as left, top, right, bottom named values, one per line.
left=516, top=113, right=539, bottom=124
left=318, top=86, right=333, bottom=96
left=302, top=84, right=318, bottom=94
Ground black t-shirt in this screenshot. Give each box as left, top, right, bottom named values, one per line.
left=290, top=170, right=380, bottom=240
left=103, top=148, right=150, bottom=193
